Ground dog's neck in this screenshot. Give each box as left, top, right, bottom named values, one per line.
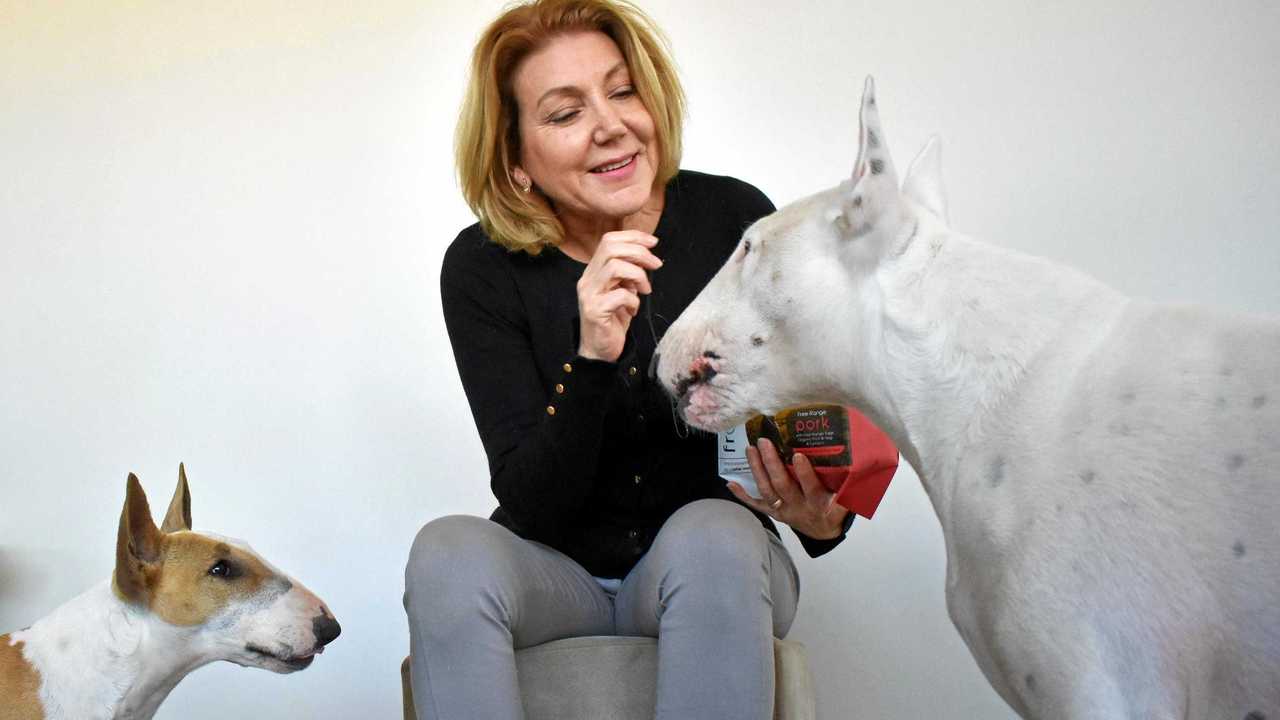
left=845, top=214, right=1126, bottom=512
left=16, top=579, right=210, bottom=720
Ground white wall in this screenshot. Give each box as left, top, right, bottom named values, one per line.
left=2, top=1, right=1276, bottom=718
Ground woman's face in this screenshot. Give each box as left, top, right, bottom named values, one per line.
left=511, top=30, right=659, bottom=223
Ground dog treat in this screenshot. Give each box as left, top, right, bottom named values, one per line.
left=719, top=404, right=899, bottom=518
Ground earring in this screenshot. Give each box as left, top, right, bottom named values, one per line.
left=514, top=174, right=531, bottom=193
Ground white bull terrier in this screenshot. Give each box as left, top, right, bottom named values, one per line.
left=654, top=78, right=1279, bottom=719
left=0, top=466, right=340, bottom=720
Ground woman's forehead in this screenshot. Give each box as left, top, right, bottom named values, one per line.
left=513, top=31, right=628, bottom=100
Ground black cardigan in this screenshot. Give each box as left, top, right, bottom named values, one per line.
left=441, top=170, right=849, bottom=578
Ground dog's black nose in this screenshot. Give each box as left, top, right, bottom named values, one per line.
left=648, top=352, right=661, bottom=381
left=313, top=613, right=341, bottom=647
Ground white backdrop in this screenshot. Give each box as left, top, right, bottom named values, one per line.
left=2, top=1, right=1277, bottom=718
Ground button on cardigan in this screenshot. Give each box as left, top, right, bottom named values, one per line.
left=441, top=170, right=851, bottom=579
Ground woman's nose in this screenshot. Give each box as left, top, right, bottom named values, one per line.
left=592, top=107, right=627, bottom=144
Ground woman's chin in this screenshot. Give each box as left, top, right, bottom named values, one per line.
left=583, top=172, right=656, bottom=212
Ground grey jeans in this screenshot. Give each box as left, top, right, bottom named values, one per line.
left=403, top=498, right=800, bottom=720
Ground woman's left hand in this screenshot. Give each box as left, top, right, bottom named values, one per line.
left=727, top=438, right=850, bottom=540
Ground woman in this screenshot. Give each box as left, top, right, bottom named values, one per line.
left=404, top=2, right=854, bottom=718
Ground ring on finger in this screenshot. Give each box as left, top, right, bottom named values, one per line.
left=770, top=497, right=783, bottom=510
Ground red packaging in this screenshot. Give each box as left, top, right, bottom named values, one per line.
left=746, top=405, right=899, bottom=519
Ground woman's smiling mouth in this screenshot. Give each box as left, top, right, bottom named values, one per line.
left=589, top=153, right=637, bottom=175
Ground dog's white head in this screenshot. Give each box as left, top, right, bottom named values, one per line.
left=113, top=466, right=340, bottom=674
left=655, top=77, right=948, bottom=431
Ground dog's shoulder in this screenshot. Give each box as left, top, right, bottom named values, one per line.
left=0, top=632, right=45, bottom=719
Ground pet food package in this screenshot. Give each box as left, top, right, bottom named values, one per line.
left=718, top=404, right=900, bottom=519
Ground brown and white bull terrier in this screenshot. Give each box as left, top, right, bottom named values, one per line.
left=0, top=466, right=340, bottom=720
left=655, top=78, right=1279, bottom=719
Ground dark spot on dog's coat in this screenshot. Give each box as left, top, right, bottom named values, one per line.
left=1228, top=454, right=1245, bottom=471
left=852, top=195, right=864, bottom=209
left=1253, top=395, right=1268, bottom=409
left=870, top=159, right=885, bottom=175
left=1120, top=392, right=1136, bottom=404
left=751, top=336, right=764, bottom=347
left=1221, top=367, right=1235, bottom=377
left=988, top=457, right=1006, bottom=488
left=1024, top=674, right=1036, bottom=692
left=1244, top=712, right=1266, bottom=720
left=1080, top=470, right=1097, bottom=484
left=1233, top=540, right=1246, bottom=558
left=867, top=129, right=880, bottom=148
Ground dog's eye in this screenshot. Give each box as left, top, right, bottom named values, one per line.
left=208, top=560, right=237, bottom=579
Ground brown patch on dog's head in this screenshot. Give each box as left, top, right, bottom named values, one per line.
left=0, top=634, right=45, bottom=719
left=148, top=535, right=280, bottom=626
left=112, top=469, right=288, bottom=626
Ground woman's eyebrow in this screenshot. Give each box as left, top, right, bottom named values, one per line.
left=602, top=61, right=627, bottom=81
left=535, top=62, right=629, bottom=109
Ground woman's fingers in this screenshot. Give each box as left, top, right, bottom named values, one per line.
left=575, top=232, right=658, bottom=362
left=600, top=242, right=663, bottom=270
left=594, top=232, right=662, bottom=271
left=790, top=452, right=825, bottom=497
left=726, top=480, right=773, bottom=515
left=757, top=439, right=805, bottom=505
left=745, top=444, right=781, bottom=504
left=598, top=287, right=641, bottom=318
left=603, top=258, right=652, bottom=295
left=580, top=251, right=659, bottom=295
left=744, top=439, right=849, bottom=537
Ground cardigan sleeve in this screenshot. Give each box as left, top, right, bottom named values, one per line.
left=440, top=235, right=614, bottom=541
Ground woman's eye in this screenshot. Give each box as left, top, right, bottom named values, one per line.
left=549, top=110, right=579, bottom=124
left=611, top=85, right=635, bottom=99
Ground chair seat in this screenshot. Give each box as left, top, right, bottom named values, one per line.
left=401, top=635, right=816, bottom=720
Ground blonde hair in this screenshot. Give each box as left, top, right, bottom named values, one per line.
left=455, top=0, right=685, bottom=255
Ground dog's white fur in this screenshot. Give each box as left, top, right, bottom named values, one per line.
left=1, top=468, right=339, bottom=720
left=656, top=78, right=1279, bottom=719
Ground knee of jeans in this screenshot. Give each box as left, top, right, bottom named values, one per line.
left=654, top=499, right=770, bottom=581
left=404, top=515, right=514, bottom=616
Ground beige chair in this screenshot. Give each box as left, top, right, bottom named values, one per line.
left=401, top=635, right=817, bottom=720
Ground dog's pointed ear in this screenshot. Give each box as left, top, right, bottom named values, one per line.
left=902, top=135, right=949, bottom=225
left=836, top=76, right=902, bottom=239
left=161, top=463, right=192, bottom=533
left=115, top=473, right=163, bottom=603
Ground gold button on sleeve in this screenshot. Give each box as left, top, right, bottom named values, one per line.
left=546, top=405, right=556, bottom=416
left=563, top=363, right=573, bottom=373
left=555, top=383, right=565, bottom=394
left=628, top=366, right=638, bottom=376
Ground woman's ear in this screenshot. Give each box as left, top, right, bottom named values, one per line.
left=512, top=167, right=532, bottom=193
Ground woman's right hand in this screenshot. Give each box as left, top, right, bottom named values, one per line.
left=576, top=230, right=663, bottom=362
